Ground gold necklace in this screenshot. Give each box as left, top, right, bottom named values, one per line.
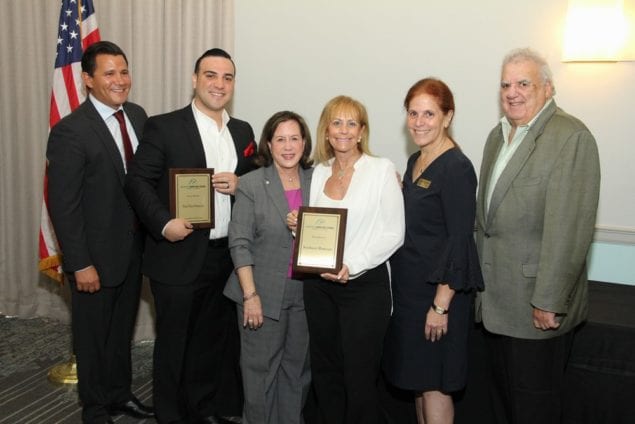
left=337, top=166, right=347, bottom=180
left=334, top=157, right=358, bottom=180
left=278, top=169, right=298, bottom=183
left=416, top=138, right=450, bottom=175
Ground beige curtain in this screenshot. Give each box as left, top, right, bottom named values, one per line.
left=0, top=0, right=234, bottom=340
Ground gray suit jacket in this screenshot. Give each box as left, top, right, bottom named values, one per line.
left=475, top=100, right=600, bottom=339
left=224, top=165, right=312, bottom=320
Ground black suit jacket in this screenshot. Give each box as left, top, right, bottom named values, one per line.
left=47, top=99, right=147, bottom=287
left=125, top=105, right=256, bottom=285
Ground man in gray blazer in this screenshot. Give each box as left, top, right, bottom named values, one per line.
left=475, top=48, right=600, bottom=424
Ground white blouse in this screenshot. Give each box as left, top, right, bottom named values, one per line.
left=310, top=154, right=405, bottom=279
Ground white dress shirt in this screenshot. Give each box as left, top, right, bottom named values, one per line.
left=191, top=102, right=237, bottom=239
left=485, top=99, right=553, bottom=212
left=310, top=154, right=405, bottom=279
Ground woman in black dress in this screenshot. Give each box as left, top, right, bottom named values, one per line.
left=383, top=78, right=484, bottom=424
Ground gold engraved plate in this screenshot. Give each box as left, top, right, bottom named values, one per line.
left=169, top=168, right=214, bottom=229
left=416, top=178, right=431, bottom=189
left=293, top=206, right=347, bottom=274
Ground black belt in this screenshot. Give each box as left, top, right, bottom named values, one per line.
left=208, top=237, right=228, bottom=247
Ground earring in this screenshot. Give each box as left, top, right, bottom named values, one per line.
left=357, top=138, right=361, bottom=143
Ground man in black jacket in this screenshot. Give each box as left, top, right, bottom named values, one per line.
left=125, top=48, right=256, bottom=424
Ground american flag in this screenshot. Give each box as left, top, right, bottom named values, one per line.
left=39, top=0, right=100, bottom=282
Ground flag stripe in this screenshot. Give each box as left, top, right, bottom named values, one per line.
left=71, top=62, right=86, bottom=104
left=81, top=14, right=100, bottom=48
left=52, top=73, right=70, bottom=118
left=62, top=65, right=81, bottom=111
left=49, top=96, right=61, bottom=130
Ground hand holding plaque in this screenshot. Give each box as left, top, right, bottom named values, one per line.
left=169, top=168, right=215, bottom=229
left=292, top=206, right=347, bottom=274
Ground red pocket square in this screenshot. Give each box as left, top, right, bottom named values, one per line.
left=243, top=141, right=255, bottom=157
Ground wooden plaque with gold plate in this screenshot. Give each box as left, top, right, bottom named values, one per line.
left=293, top=206, right=347, bottom=274
left=169, top=168, right=215, bottom=229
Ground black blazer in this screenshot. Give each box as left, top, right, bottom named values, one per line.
left=47, top=99, right=147, bottom=287
left=125, top=105, right=256, bottom=285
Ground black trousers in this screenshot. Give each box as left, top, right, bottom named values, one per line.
left=150, top=244, right=243, bottom=423
left=484, top=328, right=575, bottom=424
left=70, top=235, right=143, bottom=424
left=303, top=264, right=391, bottom=424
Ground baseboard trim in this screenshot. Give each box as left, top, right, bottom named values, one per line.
left=594, top=226, right=635, bottom=244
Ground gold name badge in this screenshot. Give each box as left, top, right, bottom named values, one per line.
left=416, top=178, right=431, bottom=189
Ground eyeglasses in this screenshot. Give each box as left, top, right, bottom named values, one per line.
left=500, top=80, right=535, bottom=91
left=330, top=119, right=360, bottom=129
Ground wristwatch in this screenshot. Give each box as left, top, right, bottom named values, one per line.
left=431, top=303, right=449, bottom=315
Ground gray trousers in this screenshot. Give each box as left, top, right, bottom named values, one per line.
left=237, top=278, right=311, bottom=424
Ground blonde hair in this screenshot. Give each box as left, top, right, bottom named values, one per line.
left=313, top=95, right=372, bottom=164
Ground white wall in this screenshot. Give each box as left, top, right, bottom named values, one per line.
left=233, top=0, right=635, bottom=233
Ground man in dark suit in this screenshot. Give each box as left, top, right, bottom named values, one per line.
left=47, top=41, right=153, bottom=424
left=125, top=48, right=256, bottom=424
left=475, top=48, right=600, bottom=424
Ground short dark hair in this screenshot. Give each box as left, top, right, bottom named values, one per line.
left=256, top=111, right=313, bottom=169
left=81, top=41, right=127, bottom=76
left=194, top=48, right=235, bottom=75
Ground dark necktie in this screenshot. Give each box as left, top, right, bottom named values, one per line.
left=113, top=110, right=134, bottom=167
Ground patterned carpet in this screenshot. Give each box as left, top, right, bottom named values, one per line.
left=0, top=315, right=154, bottom=423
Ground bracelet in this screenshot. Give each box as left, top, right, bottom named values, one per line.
left=431, top=303, right=449, bottom=315
left=243, top=291, right=259, bottom=302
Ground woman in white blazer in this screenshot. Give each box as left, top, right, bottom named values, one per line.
left=293, top=96, right=405, bottom=423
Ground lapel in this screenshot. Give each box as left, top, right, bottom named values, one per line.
left=83, top=101, right=127, bottom=185
left=227, top=118, right=242, bottom=160
left=479, top=131, right=502, bottom=224
left=122, top=103, right=143, bottom=139
left=485, top=101, right=557, bottom=225
left=228, top=118, right=255, bottom=174
left=300, top=167, right=311, bottom=206
left=485, top=130, right=536, bottom=225
left=180, top=106, right=207, bottom=167
left=263, top=166, right=290, bottom=225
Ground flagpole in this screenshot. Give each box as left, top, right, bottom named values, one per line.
left=78, top=0, right=83, bottom=36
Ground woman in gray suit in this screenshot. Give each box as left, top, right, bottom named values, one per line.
left=224, top=111, right=313, bottom=424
